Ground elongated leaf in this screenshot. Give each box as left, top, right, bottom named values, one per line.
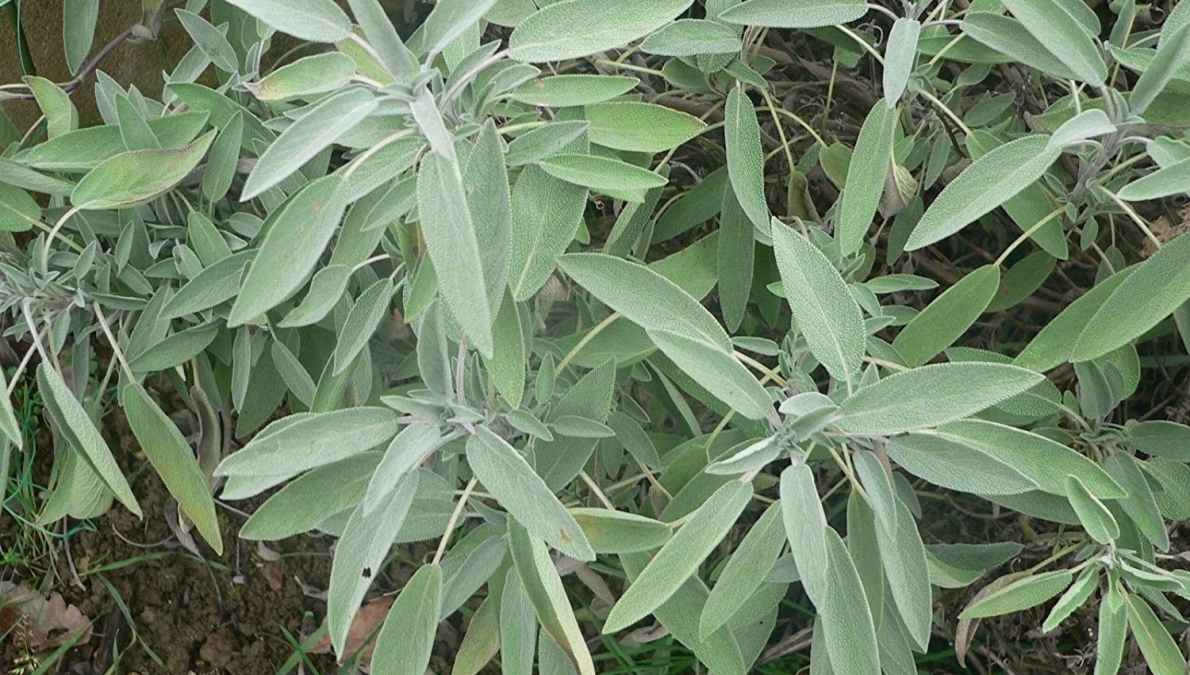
left=344, top=0, right=417, bottom=81
left=360, top=425, right=444, bottom=517
left=0, top=369, right=21, bottom=450
left=1123, top=593, right=1188, bottom=675
left=1043, top=568, right=1099, bottom=632
left=838, top=100, right=896, bottom=255
left=772, top=222, right=865, bottom=383
left=372, top=564, right=443, bottom=675
left=228, top=175, right=348, bottom=326
left=585, top=102, right=705, bottom=153
left=725, top=85, right=769, bottom=232
left=278, top=264, right=353, bottom=328
left=641, top=19, right=743, bottom=56
left=466, top=427, right=594, bottom=560
left=960, top=570, right=1073, bottom=619
left=242, top=88, right=376, bottom=200
left=558, top=253, right=771, bottom=418
left=509, top=0, right=694, bottom=62
left=216, top=407, right=399, bottom=483
left=24, top=77, right=77, bottom=139
left=63, top=0, right=100, bottom=76
left=127, top=322, right=219, bottom=373
left=538, top=154, right=666, bottom=195
left=961, top=12, right=1079, bottom=80
left=781, top=464, right=829, bottom=600
left=418, top=152, right=495, bottom=356
left=123, top=380, right=221, bottom=553
left=509, top=165, right=588, bottom=301
left=884, top=20, right=920, bottom=104
left=500, top=568, right=536, bottom=675
left=1000, top=0, right=1106, bottom=85
left=834, top=363, right=1044, bottom=436
left=508, top=522, right=596, bottom=675
left=718, top=188, right=754, bottom=332
left=327, top=473, right=419, bottom=654
left=874, top=499, right=931, bottom=650
left=1096, top=597, right=1127, bottom=675
left=892, top=265, right=999, bottom=367
left=887, top=433, right=1037, bottom=496
left=571, top=508, right=671, bottom=553
left=510, top=75, right=639, bottom=107
left=1118, top=158, right=1190, bottom=201
left=452, top=595, right=500, bottom=675
left=1065, top=475, right=1119, bottom=544
left=175, top=9, right=238, bottom=72
left=818, top=530, right=882, bottom=674
left=506, top=121, right=590, bottom=168
left=247, top=52, right=357, bottom=102
left=222, top=0, right=351, bottom=42
left=700, top=500, right=784, bottom=639
left=161, top=251, right=252, bottom=319
left=1071, top=232, right=1190, bottom=361
left=333, top=279, right=393, bottom=374
left=720, top=0, right=867, bottom=28
left=72, top=131, right=215, bottom=210
left=0, top=184, right=41, bottom=232
left=907, top=136, right=1060, bottom=251
left=1013, top=266, right=1134, bottom=371
left=603, top=480, right=751, bottom=633
left=936, top=420, right=1124, bottom=499
left=240, top=454, right=378, bottom=540
left=482, top=294, right=526, bottom=408
left=421, top=0, right=499, bottom=56
left=37, top=364, right=141, bottom=517
left=464, top=120, right=513, bottom=315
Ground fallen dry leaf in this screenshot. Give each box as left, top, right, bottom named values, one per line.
left=0, top=581, right=92, bottom=650
left=310, top=595, right=394, bottom=671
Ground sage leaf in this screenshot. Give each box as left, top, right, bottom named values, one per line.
left=906, top=136, right=1060, bottom=251
left=38, top=363, right=141, bottom=517
left=123, top=380, right=222, bottom=553
left=725, top=85, right=770, bottom=231
left=72, top=131, right=215, bottom=210
left=1000, top=0, right=1107, bottom=86
left=509, top=0, right=694, bottom=63
left=834, top=363, right=1044, bottom=436
left=558, top=253, right=771, bottom=418
left=372, top=564, right=443, bottom=675
left=1065, top=475, right=1119, bottom=544
left=603, top=480, right=751, bottom=633
left=641, top=19, right=743, bottom=56
left=892, top=265, right=999, bottom=367
left=418, top=152, right=495, bottom=356
left=838, top=100, right=896, bottom=255
left=585, top=102, right=706, bottom=154
left=241, top=88, right=376, bottom=200
left=327, top=473, right=419, bottom=654
left=720, top=0, right=867, bottom=28
left=466, top=427, right=594, bottom=561
left=771, top=221, right=865, bottom=385
left=510, top=74, right=639, bottom=107
left=960, top=570, right=1073, bottom=619
left=222, top=0, right=351, bottom=42
left=1070, top=232, right=1190, bottom=361
left=228, top=175, right=349, bottom=326
left=883, top=19, right=920, bottom=105
left=700, top=500, right=785, bottom=639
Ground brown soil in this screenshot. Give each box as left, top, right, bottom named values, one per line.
left=1, top=402, right=339, bottom=674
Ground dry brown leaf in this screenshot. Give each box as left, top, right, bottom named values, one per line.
left=310, top=595, right=394, bottom=670
left=0, top=581, right=92, bottom=650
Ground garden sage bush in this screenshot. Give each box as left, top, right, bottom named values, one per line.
left=4, top=0, right=1190, bottom=672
